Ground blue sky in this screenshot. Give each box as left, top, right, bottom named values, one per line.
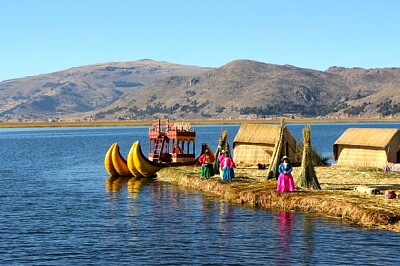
left=0, top=0, right=399, bottom=81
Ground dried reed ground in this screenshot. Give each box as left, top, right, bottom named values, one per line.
left=156, top=165, right=400, bottom=232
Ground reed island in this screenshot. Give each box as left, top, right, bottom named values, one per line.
left=156, top=165, right=400, bottom=232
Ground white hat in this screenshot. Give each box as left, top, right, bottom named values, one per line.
left=281, top=156, right=289, bottom=161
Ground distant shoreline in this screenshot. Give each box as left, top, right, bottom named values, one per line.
left=1, top=117, right=399, bottom=128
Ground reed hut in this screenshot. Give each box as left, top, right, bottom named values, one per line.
left=233, top=124, right=296, bottom=166
left=333, top=128, right=400, bottom=168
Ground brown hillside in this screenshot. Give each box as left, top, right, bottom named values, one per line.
left=0, top=59, right=212, bottom=120
left=82, top=60, right=399, bottom=120
left=1, top=59, right=399, bottom=121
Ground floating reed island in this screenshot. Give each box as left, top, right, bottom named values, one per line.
left=156, top=165, right=400, bottom=232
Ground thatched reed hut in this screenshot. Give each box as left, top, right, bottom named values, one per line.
left=233, top=124, right=296, bottom=167
left=333, top=128, right=400, bottom=168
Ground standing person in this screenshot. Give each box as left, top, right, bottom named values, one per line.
left=277, top=156, right=295, bottom=192
left=198, top=150, right=215, bottom=179
left=218, top=150, right=226, bottom=178
left=221, top=151, right=235, bottom=181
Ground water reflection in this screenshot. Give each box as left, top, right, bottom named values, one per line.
left=201, top=196, right=215, bottom=224
left=219, top=201, right=234, bottom=232
left=276, top=212, right=294, bottom=264
left=105, top=176, right=152, bottom=199
left=127, top=177, right=152, bottom=199
left=105, top=176, right=127, bottom=192
left=302, top=215, right=315, bottom=264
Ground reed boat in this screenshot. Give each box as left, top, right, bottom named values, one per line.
left=104, top=119, right=210, bottom=178
left=111, top=142, right=132, bottom=177
left=104, top=143, right=119, bottom=177
left=128, top=141, right=164, bottom=177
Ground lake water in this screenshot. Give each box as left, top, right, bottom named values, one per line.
left=0, top=122, right=399, bottom=265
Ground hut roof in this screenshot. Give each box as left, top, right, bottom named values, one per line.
left=333, top=128, right=399, bottom=149
left=233, top=124, right=294, bottom=146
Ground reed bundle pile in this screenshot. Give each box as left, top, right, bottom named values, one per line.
left=266, top=119, right=285, bottom=180
left=297, top=124, right=321, bottom=189
left=213, top=130, right=231, bottom=173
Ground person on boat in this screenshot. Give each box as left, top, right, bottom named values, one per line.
left=198, top=150, right=215, bottom=179
left=218, top=150, right=226, bottom=177
left=277, top=156, right=295, bottom=192
left=221, top=151, right=235, bottom=181
left=173, top=145, right=181, bottom=154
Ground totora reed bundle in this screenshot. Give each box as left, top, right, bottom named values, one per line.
left=213, top=130, right=231, bottom=174
left=266, top=119, right=285, bottom=179
left=297, top=124, right=321, bottom=189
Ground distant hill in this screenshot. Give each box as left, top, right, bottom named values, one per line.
left=0, top=59, right=399, bottom=121
left=0, top=59, right=212, bottom=120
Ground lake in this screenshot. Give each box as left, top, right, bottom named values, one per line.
left=0, top=122, right=399, bottom=265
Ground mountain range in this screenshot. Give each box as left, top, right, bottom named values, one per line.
left=0, top=59, right=399, bottom=121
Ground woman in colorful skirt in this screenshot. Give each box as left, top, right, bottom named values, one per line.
left=198, top=150, right=215, bottom=179
left=221, top=151, right=235, bottom=181
left=218, top=150, right=226, bottom=178
left=277, top=156, right=295, bottom=192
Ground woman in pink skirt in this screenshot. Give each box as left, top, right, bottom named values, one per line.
left=277, top=156, right=295, bottom=192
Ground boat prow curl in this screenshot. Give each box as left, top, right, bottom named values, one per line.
left=129, top=141, right=164, bottom=177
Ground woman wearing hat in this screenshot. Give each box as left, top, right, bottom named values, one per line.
left=277, top=156, right=295, bottom=192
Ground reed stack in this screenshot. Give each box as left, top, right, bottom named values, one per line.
left=297, top=124, right=321, bottom=189
left=266, top=119, right=285, bottom=179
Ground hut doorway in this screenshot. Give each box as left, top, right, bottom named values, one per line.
left=396, top=150, right=400, bottom=163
